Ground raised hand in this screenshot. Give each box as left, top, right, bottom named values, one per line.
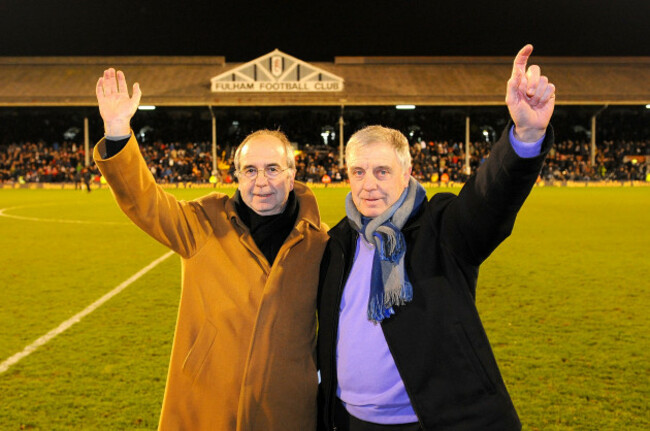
left=506, top=44, right=556, bottom=142
left=96, top=68, right=142, bottom=137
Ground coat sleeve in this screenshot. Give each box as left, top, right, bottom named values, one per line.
left=94, top=135, right=214, bottom=258
left=435, top=122, right=553, bottom=266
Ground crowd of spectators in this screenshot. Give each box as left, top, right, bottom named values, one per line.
left=1, top=106, right=648, bottom=185
left=0, top=140, right=97, bottom=186
left=1, top=136, right=647, bottom=186
left=541, top=138, right=648, bottom=182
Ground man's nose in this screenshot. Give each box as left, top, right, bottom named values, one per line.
left=254, top=170, right=269, bottom=186
left=361, top=174, right=377, bottom=190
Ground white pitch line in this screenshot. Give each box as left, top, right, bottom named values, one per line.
left=0, top=250, right=175, bottom=375
left=0, top=206, right=129, bottom=226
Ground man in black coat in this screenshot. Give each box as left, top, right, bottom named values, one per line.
left=317, top=45, right=556, bottom=431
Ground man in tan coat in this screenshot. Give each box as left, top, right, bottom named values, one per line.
left=94, top=68, right=329, bottom=430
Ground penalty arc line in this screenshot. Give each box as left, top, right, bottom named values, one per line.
left=0, top=250, right=175, bottom=375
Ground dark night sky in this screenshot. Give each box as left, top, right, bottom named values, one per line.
left=0, top=0, right=649, bottom=60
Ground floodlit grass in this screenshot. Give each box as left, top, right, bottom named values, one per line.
left=0, top=186, right=648, bottom=430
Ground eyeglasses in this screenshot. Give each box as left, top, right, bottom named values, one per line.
left=237, top=166, right=291, bottom=180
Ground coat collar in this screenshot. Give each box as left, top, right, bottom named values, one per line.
left=292, top=182, right=323, bottom=230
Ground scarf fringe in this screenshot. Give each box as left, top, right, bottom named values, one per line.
left=368, top=293, right=395, bottom=322
left=384, top=280, right=413, bottom=306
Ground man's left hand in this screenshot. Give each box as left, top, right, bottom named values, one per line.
left=506, top=44, right=556, bottom=142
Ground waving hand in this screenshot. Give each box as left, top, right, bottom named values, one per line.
left=96, top=68, right=142, bottom=137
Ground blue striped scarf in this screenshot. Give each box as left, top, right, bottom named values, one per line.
left=346, top=177, right=427, bottom=323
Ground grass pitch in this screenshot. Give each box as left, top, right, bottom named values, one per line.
left=0, top=186, right=648, bottom=430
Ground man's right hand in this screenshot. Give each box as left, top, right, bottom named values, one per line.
left=96, top=68, right=142, bottom=137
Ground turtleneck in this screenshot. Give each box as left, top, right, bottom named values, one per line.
left=233, top=190, right=299, bottom=265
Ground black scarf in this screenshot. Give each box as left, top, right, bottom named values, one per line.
left=233, top=190, right=299, bottom=266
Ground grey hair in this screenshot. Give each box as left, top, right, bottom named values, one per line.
left=234, top=129, right=296, bottom=171
left=346, top=125, right=411, bottom=171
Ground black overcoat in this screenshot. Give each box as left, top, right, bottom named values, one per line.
left=317, top=124, right=553, bottom=431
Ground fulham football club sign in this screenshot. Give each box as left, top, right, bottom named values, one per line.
left=211, top=49, right=344, bottom=92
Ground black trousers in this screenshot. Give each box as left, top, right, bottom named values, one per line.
left=333, top=398, right=422, bottom=431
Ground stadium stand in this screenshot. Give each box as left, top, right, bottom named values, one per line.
left=0, top=55, right=648, bottom=185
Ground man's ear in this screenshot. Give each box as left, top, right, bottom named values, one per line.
left=288, top=169, right=296, bottom=190
left=404, top=166, right=412, bottom=182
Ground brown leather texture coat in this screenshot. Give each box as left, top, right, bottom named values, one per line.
left=94, top=136, right=328, bottom=430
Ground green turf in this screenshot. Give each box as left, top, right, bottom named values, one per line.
left=0, top=186, right=648, bottom=430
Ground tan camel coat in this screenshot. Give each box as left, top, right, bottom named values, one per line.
left=94, top=136, right=328, bottom=430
